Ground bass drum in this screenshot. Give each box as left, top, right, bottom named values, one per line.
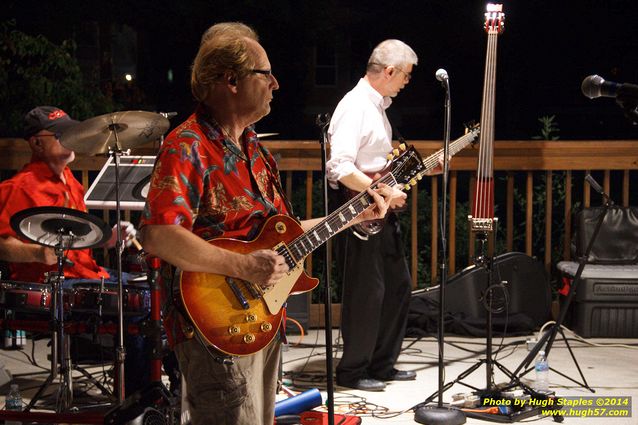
left=0, top=280, right=51, bottom=315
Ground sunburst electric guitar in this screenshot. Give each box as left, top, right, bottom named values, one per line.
left=179, top=145, right=425, bottom=356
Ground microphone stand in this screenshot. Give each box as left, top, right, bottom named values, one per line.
left=316, top=113, right=335, bottom=425
left=510, top=174, right=607, bottom=392
left=415, top=72, right=465, bottom=425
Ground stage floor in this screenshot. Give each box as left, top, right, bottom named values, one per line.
left=1, top=328, right=636, bottom=424
left=281, top=328, right=638, bottom=424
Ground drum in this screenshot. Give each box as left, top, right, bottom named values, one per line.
left=69, top=281, right=150, bottom=317
left=0, top=280, right=51, bottom=315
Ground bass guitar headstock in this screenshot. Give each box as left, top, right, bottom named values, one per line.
left=485, top=3, right=505, bottom=34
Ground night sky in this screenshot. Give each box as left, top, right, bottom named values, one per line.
left=5, top=0, right=638, bottom=140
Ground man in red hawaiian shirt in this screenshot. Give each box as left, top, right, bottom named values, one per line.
left=0, top=106, right=111, bottom=282
left=140, top=22, right=395, bottom=425
left=0, top=106, right=143, bottom=395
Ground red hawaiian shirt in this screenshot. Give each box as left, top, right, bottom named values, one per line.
left=140, top=106, right=290, bottom=347
left=0, top=161, right=108, bottom=283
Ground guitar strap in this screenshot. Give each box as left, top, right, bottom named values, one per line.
left=391, top=123, right=407, bottom=146
left=254, top=141, right=297, bottom=220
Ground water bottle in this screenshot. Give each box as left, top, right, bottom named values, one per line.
left=3, top=329, right=13, bottom=349
left=5, top=383, right=23, bottom=425
left=534, top=350, right=549, bottom=392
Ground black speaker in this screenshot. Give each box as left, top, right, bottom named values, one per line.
left=408, top=252, right=552, bottom=336
left=286, top=293, right=310, bottom=334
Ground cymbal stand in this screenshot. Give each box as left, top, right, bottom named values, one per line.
left=108, top=121, right=129, bottom=404
left=25, top=236, right=74, bottom=412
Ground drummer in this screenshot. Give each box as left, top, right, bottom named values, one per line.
left=0, top=106, right=137, bottom=284
left=0, top=106, right=146, bottom=395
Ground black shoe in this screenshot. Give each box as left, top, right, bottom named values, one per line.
left=374, top=369, right=417, bottom=381
left=338, top=378, right=386, bottom=391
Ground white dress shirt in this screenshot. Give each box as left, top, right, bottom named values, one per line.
left=326, top=78, right=393, bottom=188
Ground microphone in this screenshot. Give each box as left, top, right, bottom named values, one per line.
left=436, top=68, right=449, bottom=82
left=581, top=75, right=638, bottom=100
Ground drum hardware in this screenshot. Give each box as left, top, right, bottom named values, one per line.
left=61, top=110, right=169, bottom=404
left=10, top=206, right=111, bottom=412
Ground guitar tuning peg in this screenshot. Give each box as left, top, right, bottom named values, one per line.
left=392, top=148, right=400, bottom=156
left=417, top=175, right=423, bottom=180
left=387, top=153, right=394, bottom=161
left=404, top=183, right=411, bottom=191
left=399, top=143, right=407, bottom=151
left=410, top=178, right=417, bottom=186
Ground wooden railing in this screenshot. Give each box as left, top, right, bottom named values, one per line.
left=2, top=138, right=638, bottom=289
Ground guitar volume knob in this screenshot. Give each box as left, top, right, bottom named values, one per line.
left=243, top=333, right=256, bottom=344
left=260, top=322, right=273, bottom=332
left=246, top=313, right=257, bottom=322
left=228, top=325, right=241, bottom=335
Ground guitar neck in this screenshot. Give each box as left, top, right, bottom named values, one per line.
left=419, top=130, right=478, bottom=177
left=286, top=173, right=397, bottom=262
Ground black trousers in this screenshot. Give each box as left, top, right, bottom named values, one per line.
left=334, top=214, right=412, bottom=384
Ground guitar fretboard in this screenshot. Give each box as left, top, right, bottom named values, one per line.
left=419, top=130, right=478, bottom=177
left=276, top=173, right=398, bottom=267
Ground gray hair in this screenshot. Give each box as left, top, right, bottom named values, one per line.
left=191, top=23, right=259, bottom=102
left=367, top=39, right=418, bottom=73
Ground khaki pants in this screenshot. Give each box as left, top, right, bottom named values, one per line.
left=174, top=338, right=280, bottom=425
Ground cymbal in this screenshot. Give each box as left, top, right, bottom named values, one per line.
left=11, top=207, right=111, bottom=250
left=60, top=111, right=170, bottom=155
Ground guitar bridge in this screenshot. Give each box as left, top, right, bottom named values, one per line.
left=468, top=216, right=494, bottom=232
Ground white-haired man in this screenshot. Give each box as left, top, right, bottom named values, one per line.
left=327, top=39, right=434, bottom=391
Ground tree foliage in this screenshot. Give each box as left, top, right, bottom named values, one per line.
left=0, top=20, right=114, bottom=136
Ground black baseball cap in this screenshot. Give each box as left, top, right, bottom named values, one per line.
left=23, top=106, right=79, bottom=139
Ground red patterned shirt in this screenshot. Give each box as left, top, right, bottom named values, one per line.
left=140, top=106, right=289, bottom=346
left=0, top=161, right=108, bottom=283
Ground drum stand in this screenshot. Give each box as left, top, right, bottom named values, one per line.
left=26, top=239, right=74, bottom=412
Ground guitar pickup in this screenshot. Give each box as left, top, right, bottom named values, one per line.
left=243, top=280, right=263, bottom=299
left=226, top=277, right=250, bottom=310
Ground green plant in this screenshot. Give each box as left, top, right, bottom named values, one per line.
left=532, top=115, right=560, bottom=141
left=0, top=20, right=115, bottom=136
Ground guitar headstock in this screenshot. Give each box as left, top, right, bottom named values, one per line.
left=387, top=145, right=425, bottom=191
left=464, top=121, right=481, bottom=145
left=484, top=3, right=505, bottom=34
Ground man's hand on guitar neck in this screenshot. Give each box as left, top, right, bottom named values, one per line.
left=340, top=171, right=406, bottom=211
left=371, top=172, right=406, bottom=210
left=426, top=153, right=445, bottom=176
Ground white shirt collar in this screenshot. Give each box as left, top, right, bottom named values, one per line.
left=357, top=78, right=392, bottom=110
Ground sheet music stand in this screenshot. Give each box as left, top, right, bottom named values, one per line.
left=84, top=156, right=155, bottom=210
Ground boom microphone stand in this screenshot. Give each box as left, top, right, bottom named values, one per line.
left=414, top=69, right=466, bottom=425
left=316, top=113, right=336, bottom=425
left=510, top=174, right=607, bottom=392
